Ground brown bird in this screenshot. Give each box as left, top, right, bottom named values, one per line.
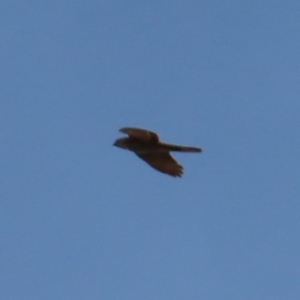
left=113, top=127, right=202, bottom=177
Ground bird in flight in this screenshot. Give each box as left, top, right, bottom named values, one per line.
left=113, top=127, right=202, bottom=177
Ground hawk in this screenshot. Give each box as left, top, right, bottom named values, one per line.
left=113, top=127, right=202, bottom=177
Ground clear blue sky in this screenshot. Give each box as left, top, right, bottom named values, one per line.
left=1, top=1, right=299, bottom=299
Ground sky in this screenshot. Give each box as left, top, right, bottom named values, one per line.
left=1, top=1, right=300, bottom=299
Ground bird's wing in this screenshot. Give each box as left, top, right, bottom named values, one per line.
left=135, top=152, right=183, bottom=177
left=119, top=127, right=159, bottom=142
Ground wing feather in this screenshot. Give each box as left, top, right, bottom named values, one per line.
left=120, top=127, right=159, bottom=142
left=136, top=152, right=183, bottom=177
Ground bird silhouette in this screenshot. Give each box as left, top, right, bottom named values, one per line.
left=114, top=127, right=202, bottom=177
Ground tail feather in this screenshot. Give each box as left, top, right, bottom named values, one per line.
left=161, top=143, right=202, bottom=153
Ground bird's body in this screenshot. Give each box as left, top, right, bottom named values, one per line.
left=114, top=127, right=202, bottom=177
left=115, top=137, right=201, bottom=153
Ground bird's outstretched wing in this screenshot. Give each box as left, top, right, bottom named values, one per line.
left=135, top=152, right=183, bottom=177
left=120, top=127, right=159, bottom=142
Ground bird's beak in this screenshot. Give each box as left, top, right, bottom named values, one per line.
left=113, top=137, right=127, bottom=149
left=113, top=139, right=120, bottom=147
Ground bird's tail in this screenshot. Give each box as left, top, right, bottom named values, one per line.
left=161, top=143, right=202, bottom=153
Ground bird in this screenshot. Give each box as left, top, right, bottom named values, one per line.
left=113, top=127, right=202, bottom=177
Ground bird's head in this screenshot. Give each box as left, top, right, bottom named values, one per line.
left=113, top=137, right=130, bottom=150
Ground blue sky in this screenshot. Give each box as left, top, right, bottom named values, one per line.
left=1, top=1, right=299, bottom=299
